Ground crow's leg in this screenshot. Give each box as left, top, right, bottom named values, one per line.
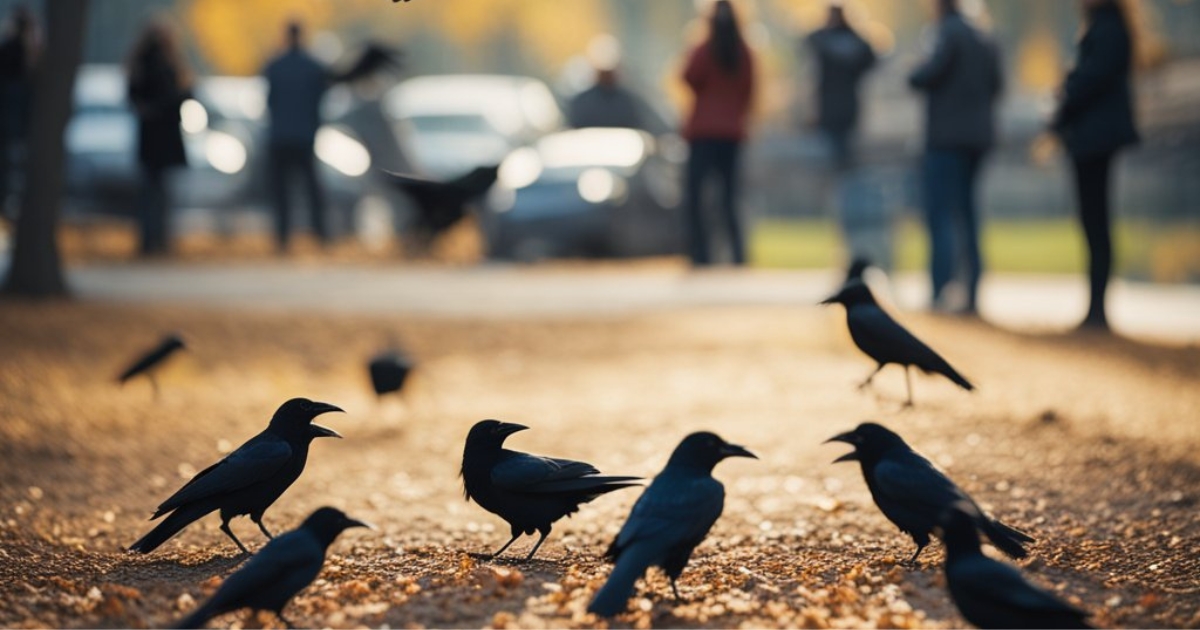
left=489, top=532, right=521, bottom=560
left=253, top=516, right=275, bottom=540
left=905, top=541, right=926, bottom=566
left=524, top=529, right=549, bottom=561
left=858, top=364, right=884, bottom=390
left=220, top=519, right=251, bottom=555
left=903, top=366, right=914, bottom=407
left=671, top=578, right=682, bottom=602
left=150, top=374, right=160, bottom=401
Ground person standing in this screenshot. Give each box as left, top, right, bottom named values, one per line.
left=681, top=0, right=755, bottom=267
left=567, top=64, right=646, bottom=131
left=262, top=21, right=329, bottom=253
left=127, top=19, right=190, bottom=257
left=0, top=5, right=37, bottom=221
left=1052, top=0, right=1139, bottom=331
left=909, top=0, right=1002, bottom=314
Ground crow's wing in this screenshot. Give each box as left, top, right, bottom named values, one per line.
left=611, top=474, right=724, bottom=556
left=952, top=555, right=1088, bottom=616
left=154, top=437, right=292, bottom=516
left=847, top=305, right=944, bottom=367
left=872, top=451, right=969, bottom=514
left=491, top=452, right=605, bottom=492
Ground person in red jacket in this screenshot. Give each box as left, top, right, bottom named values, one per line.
left=681, top=0, right=755, bottom=267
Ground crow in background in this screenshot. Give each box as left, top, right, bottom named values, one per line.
left=386, top=165, right=499, bottom=251
left=175, top=507, right=371, bottom=629
left=939, top=502, right=1091, bottom=629
left=826, top=422, right=1034, bottom=564
left=130, top=398, right=344, bottom=555
left=368, top=348, right=413, bottom=398
left=844, top=257, right=872, bottom=286
left=822, top=280, right=973, bottom=405
left=117, top=333, right=186, bottom=396
left=588, top=432, right=756, bottom=617
left=461, top=420, right=640, bottom=561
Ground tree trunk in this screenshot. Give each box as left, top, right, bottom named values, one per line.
left=2, top=0, right=90, bottom=297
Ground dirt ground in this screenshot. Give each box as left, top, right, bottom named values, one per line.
left=0, top=298, right=1198, bottom=628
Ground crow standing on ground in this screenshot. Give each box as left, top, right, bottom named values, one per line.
left=130, top=398, right=344, bottom=555
left=461, top=420, right=640, bottom=561
left=939, top=502, right=1091, bottom=629
left=821, top=281, right=973, bottom=405
left=175, top=507, right=371, bottom=629
left=588, top=432, right=756, bottom=617
left=117, top=333, right=186, bottom=395
left=826, top=422, right=1034, bottom=564
left=387, top=165, right=499, bottom=250
left=368, top=348, right=414, bottom=398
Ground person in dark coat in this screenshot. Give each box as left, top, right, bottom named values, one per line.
left=262, top=21, right=330, bottom=253
left=681, top=0, right=755, bottom=267
left=1052, top=0, right=1139, bottom=331
left=567, top=66, right=646, bottom=131
left=0, top=5, right=36, bottom=221
left=806, top=3, right=876, bottom=171
left=909, top=0, right=1002, bottom=314
left=127, top=19, right=191, bottom=257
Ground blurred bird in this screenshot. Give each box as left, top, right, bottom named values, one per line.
left=130, top=398, right=344, bottom=555
left=117, top=333, right=186, bottom=396
left=368, top=349, right=413, bottom=398
left=939, top=502, right=1091, bottom=629
left=826, top=422, right=1034, bottom=564
left=327, top=42, right=404, bottom=84
left=821, top=280, right=973, bottom=405
left=461, top=420, right=640, bottom=561
left=588, top=432, right=756, bottom=617
left=175, top=507, right=371, bottom=629
left=386, top=165, right=499, bottom=251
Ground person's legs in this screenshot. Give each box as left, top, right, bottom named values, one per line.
left=923, top=149, right=958, bottom=307
left=683, top=140, right=714, bottom=266
left=137, top=166, right=167, bottom=256
left=1071, top=152, right=1114, bottom=328
left=714, top=139, right=745, bottom=265
left=957, top=150, right=985, bottom=313
left=268, top=144, right=292, bottom=252
left=298, top=144, right=329, bottom=246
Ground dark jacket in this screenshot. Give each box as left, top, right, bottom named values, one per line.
left=682, top=40, right=754, bottom=141
left=806, top=25, right=876, bottom=134
left=263, top=48, right=328, bottom=147
left=1053, top=3, right=1139, bottom=158
left=128, top=54, right=188, bottom=170
left=567, top=84, right=644, bottom=130
left=908, top=13, right=1003, bottom=151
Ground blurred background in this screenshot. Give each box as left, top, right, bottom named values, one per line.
left=0, top=0, right=1197, bottom=281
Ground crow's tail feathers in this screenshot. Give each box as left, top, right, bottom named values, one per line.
left=588, top=544, right=656, bottom=618
left=936, top=361, right=975, bottom=392
left=129, top=503, right=214, bottom=554
left=982, top=517, right=1035, bottom=559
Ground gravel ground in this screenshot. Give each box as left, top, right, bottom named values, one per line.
left=0, top=300, right=1198, bottom=628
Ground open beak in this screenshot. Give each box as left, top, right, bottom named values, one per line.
left=497, top=422, right=529, bottom=438
left=825, top=431, right=858, bottom=463
left=720, top=443, right=758, bottom=460
left=311, top=401, right=344, bottom=416
left=344, top=517, right=375, bottom=531
left=310, top=424, right=342, bottom=439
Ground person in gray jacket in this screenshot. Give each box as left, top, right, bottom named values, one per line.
left=909, top=0, right=1002, bottom=314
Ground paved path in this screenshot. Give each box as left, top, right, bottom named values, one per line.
left=61, top=262, right=1200, bottom=344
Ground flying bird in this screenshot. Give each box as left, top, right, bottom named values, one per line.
left=175, top=507, right=371, bottom=629
left=821, top=280, right=973, bottom=405
left=130, top=398, right=344, bottom=555
left=461, top=419, right=640, bottom=561
left=117, top=333, right=186, bottom=396
left=826, top=422, right=1034, bottom=564
left=588, top=432, right=756, bottom=617
left=939, top=502, right=1091, bottom=629
left=387, top=165, right=499, bottom=251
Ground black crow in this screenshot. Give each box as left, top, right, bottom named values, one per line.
left=588, top=432, right=756, bottom=617
left=827, top=422, right=1033, bottom=564
left=386, top=165, right=499, bottom=250
left=821, top=280, right=973, bottom=405
left=175, top=507, right=371, bottom=629
left=117, top=333, right=186, bottom=395
left=939, top=502, right=1091, bottom=629
left=130, top=398, right=344, bottom=555
left=368, top=349, right=413, bottom=398
left=461, top=420, right=640, bottom=561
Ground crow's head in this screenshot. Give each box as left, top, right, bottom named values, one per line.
left=667, top=431, right=757, bottom=473
left=465, top=419, right=528, bottom=450
left=302, top=507, right=373, bottom=547
left=820, top=279, right=876, bottom=308
left=934, top=501, right=983, bottom=552
left=270, top=398, right=344, bottom=440
left=163, top=333, right=187, bottom=351
left=824, top=421, right=906, bottom=464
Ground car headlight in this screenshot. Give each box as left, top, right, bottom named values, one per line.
left=498, top=147, right=542, bottom=189
left=315, top=126, right=371, bottom=177
left=577, top=167, right=627, bottom=204
left=204, top=131, right=247, bottom=174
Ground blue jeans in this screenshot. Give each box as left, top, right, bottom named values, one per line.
left=684, top=139, right=744, bottom=266
left=923, top=148, right=985, bottom=309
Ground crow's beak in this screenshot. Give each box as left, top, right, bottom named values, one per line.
left=344, top=517, right=374, bottom=531
left=720, top=443, right=758, bottom=460
left=832, top=451, right=859, bottom=463
left=310, top=424, right=342, bottom=439
left=819, top=293, right=840, bottom=306
left=825, top=431, right=858, bottom=463
left=497, top=422, right=529, bottom=437
left=311, top=401, right=344, bottom=416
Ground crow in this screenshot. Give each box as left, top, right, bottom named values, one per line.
left=844, top=257, right=872, bottom=286
left=386, top=165, right=499, bottom=250
left=588, top=432, right=756, bottom=617
left=130, top=398, right=344, bottom=555
left=821, top=280, right=973, bottom=405
left=461, top=420, right=640, bottom=561
left=175, top=507, right=371, bottom=629
left=368, top=349, right=413, bottom=398
left=826, top=422, right=1034, bottom=564
left=117, top=333, right=186, bottom=395
left=939, top=502, right=1091, bottom=629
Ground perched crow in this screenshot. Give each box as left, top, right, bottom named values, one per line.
left=821, top=280, right=973, bottom=405
left=130, top=398, right=344, bottom=555
left=368, top=349, right=413, bottom=397
left=939, top=503, right=1091, bottom=629
left=461, top=420, right=640, bottom=561
left=117, top=333, right=186, bottom=395
left=387, top=165, right=499, bottom=249
left=588, top=432, right=756, bottom=617
left=175, top=507, right=371, bottom=629
left=826, top=422, right=1034, bottom=564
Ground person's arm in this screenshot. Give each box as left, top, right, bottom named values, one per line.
left=988, top=40, right=1004, bottom=101
left=908, top=21, right=956, bottom=90
left=1054, top=19, right=1128, bottom=127
left=682, top=44, right=707, bottom=91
